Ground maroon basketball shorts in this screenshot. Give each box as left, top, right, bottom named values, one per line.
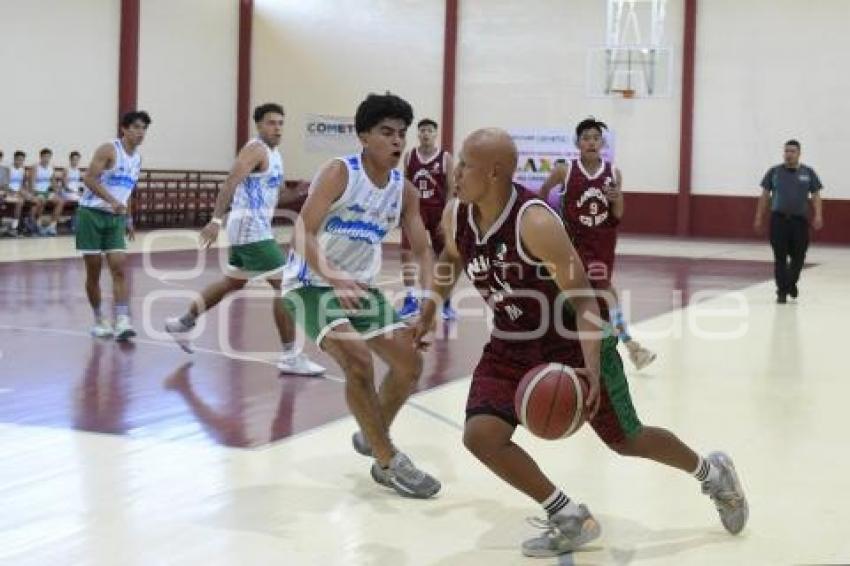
left=466, top=337, right=642, bottom=445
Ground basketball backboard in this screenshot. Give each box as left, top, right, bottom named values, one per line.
left=587, top=0, right=672, bottom=98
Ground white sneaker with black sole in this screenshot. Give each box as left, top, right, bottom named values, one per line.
left=114, top=315, right=136, bottom=342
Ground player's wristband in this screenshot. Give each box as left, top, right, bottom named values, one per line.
left=211, top=217, right=224, bottom=226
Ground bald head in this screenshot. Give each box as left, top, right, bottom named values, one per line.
left=455, top=127, right=519, bottom=205
left=464, top=128, right=518, bottom=183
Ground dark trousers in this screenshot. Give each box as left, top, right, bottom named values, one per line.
left=769, top=212, right=809, bottom=295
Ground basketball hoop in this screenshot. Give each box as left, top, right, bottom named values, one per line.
left=612, top=88, right=636, bottom=99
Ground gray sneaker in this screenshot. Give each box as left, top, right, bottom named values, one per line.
left=369, top=452, right=441, bottom=499
left=702, top=451, right=748, bottom=535
left=352, top=431, right=373, bottom=457
left=522, top=504, right=601, bottom=557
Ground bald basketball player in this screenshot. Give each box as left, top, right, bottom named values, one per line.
left=413, top=128, right=748, bottom=558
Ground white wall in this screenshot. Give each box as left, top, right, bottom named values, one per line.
left=693, top=0, right=850, bottom=199
left=456, top=0, right=684, bottom=194
left=7, top=0, right=845, bottom=198
left=253, top=0, right=445, bottom=181
left=0, top=0, right=119, bottom=170
left=138, top=0, right=238, bottom=170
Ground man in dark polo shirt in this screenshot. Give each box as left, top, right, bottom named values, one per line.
left=754, top=139, right=824, bottom=303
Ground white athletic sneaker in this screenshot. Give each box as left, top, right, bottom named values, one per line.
left=114, top=315, right=136, bottom=342
left=277, top=352, right=325, bottom=376
left=165, top=317, right=195, bottom=353
left=90, top=319, right=114, bottom=339
left=626, top=340, right=657, bottom=370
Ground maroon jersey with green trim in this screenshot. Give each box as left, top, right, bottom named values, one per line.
left=454, top=186, right=582, bottom=366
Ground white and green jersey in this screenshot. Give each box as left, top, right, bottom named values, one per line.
left=64, top=167, right=83, bottom=192
left=226, top=139, right=284, bottom=246
left=283, top=153, right=405, bottom=289
left=34, top=165, right=54, bottom=192
left=80, top=139, right=141, bottom=211
left=8, top=167, right=25, bottom=191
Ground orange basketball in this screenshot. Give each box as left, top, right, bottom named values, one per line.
left=515, top=363, right=589, bottom=440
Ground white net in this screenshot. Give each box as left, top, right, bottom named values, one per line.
left=587, top=0, right=671, bottom=98
left=606, top=0, right=667, bottom=47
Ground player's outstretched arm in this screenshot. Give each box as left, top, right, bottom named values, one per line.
left=520, top=204, right=603, bottom=415
left=538, top=163, right=568, bottom=204
left=401, top=180, right=435, bottom=299
left=414, top=199, right=463, bottom=349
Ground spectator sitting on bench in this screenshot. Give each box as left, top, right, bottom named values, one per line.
left=29, top=148, right=64, bottom=236
left=2, top=151, right=29, bottom=237
left=0, top=150, right=9, bottom=195
left=61, top=151, right=84, bottom=201
left=57, top=151, right=85, bottom=231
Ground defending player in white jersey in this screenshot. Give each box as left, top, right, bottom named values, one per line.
left=281, top=92, right=439, bottom=498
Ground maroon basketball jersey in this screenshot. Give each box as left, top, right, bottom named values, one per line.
left=406, top=148, right=449, bottom=208
left=562, top=159, right=619, bottom=286
left=455, top=187, right=583, bottom=366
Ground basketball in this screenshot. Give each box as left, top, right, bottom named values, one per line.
left=515, top=363, right=589, bottom=440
